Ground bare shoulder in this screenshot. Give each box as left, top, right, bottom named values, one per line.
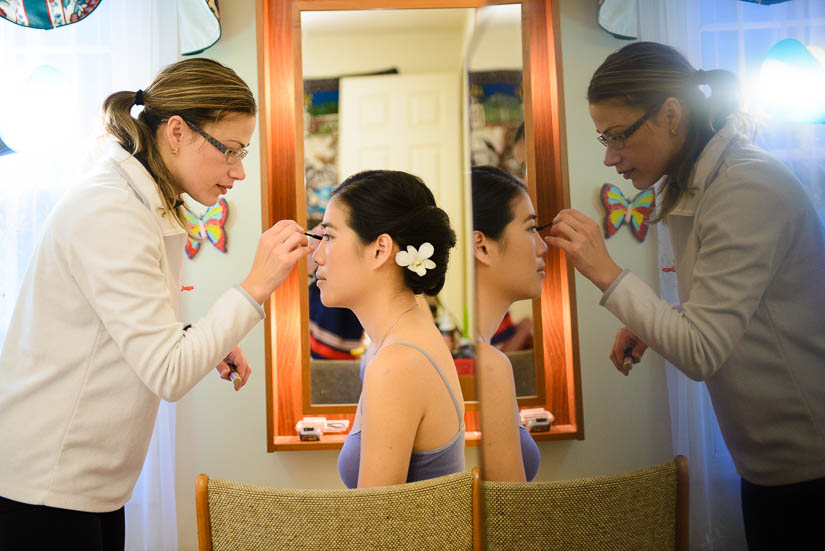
left=475, top=342, right=516, bottom=384
left=365, top=343, right=430, bottom=385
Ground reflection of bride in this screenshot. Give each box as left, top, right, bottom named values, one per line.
left=472, top=165, right=544, bottom=482
left=311, top=170, right=465, bottom=488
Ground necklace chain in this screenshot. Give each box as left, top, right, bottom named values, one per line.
left=375, top=303, right=418, bottom=352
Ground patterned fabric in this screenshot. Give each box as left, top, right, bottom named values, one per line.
left=0, top=0, right=101, bottom=29
left=205, top=470, right=474, bottom=551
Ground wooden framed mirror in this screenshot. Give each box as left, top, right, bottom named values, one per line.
left=257, top=0, right=582, bottom=451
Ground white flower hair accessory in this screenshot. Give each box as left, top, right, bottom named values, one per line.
left=395, top=242, right=436, bottom=277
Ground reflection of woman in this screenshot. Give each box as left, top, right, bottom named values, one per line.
left=547, top=42, right=825, bottom=549
left=473, top=166, right=543, bottom=482
left=312, top=170, right=464, bottom=488
left=0, top=59, right=312, bottom=549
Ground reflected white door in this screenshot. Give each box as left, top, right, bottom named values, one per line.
left=339, top=73, right=465, bottom=331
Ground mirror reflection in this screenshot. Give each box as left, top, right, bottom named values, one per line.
left=301, top=8, right=477, bottom=406
left=467, top=5, right=540, bottom=399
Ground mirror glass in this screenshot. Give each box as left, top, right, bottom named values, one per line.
left=301, top=8, right=477, bottom=406
left=467, top=5, right=539, bottom=399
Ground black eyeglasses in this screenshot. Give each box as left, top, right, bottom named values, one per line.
left=597, top=103, right=663, bottom=150
left=184, top=120, right=248, bottom=163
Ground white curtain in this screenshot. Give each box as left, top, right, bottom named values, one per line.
left=0, top=2, right=180, bottom=549
left=638, top=0, right=825, bottom=549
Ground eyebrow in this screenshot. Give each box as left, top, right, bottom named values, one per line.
left=523, top=214, right=537, bottom=223
left=597, top=124, right=623, bottom=136
left=228, top=139, right=248, bottom=149
left=320, top=222, right=337, bottom=230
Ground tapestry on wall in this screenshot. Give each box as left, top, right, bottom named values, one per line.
left=469, top=69, right=524, bottom=179
left=600, top=183, right=655, bottom=242
left=180, top=0, right=221, bottom=55
left=184, top=198, right=229, bottom=259
left=0, top=0, right=101, bottom=29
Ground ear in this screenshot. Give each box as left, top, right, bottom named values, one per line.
left=662, top=97, right=683, bottom=135
left=164, top=115, right=186, bottom=152
left=473, top=230, right=494, bottom=267
left=370, top=233, right=396, bottom=269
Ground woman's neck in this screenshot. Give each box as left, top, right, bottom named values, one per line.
left=476, top=273, right=513, bottom=343
left=352, top=288, right=419, bottom=347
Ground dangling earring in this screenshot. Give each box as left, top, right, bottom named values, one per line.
left=172, top=146, right=179, bottom=155
left=670, top=128, right=677, bottom=136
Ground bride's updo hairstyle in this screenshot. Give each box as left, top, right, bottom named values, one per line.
left=331, top=170, right=456, bottom=296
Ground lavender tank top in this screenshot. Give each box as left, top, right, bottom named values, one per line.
left=519, top=423, right=540, bottom=481
left=338, top=342, right=465, bottom=489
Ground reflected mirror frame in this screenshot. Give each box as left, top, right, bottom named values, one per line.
left=258, top=0, right=583, bottom=452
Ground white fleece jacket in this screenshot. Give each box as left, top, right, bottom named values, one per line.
left=601, top=120, right=825, bottom=486
left=0, top=139, right=265, bottom=512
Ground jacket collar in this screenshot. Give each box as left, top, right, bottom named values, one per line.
left=102, top=137, right=186, bottom=237
left=668, top=118, right=741, bottom=217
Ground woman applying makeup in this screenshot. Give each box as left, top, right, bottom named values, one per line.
left=473, top=165, right=544, bottom=482
left=547, top=42, right=825, bottom=549
left=0, top=59, right=312, bottom=549
left=311, top=170, right=464, bottom=489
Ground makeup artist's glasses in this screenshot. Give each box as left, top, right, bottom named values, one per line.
left=184, top=120, right=248, bottom=163
left=596, top=103, right=663, bottom=150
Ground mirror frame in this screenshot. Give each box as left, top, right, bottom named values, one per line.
left=258, top=0, right=582, bottom=451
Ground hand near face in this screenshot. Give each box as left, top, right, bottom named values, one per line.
left=241, top=220, right=313, bottom=303
left=544, top=209, right=622, bottom=292
left=609, top=327, right=648, bottom=376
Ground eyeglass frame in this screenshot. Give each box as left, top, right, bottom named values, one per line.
left=182, top=119, right=248, bottom=162
left=596, top=103, right=663, bottom=150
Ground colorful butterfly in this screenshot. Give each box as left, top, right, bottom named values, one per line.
left=183, top=198, right=229, bottom=259
left=600, top=183, right=655, bottom=241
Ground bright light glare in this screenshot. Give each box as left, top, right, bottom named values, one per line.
left=0, top=65, right=73, bottom=154
left=757, top=40, right=825, bottom=123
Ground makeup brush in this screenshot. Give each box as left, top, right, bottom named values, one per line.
left=305, top=232, right=323, bottom=240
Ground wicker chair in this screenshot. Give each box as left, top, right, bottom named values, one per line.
left=481, top=456, right=689, bottom=551
left=196, top=467, right=482, bottom=551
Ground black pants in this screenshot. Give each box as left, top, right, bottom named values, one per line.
left=0, top=496, right=124, bottom=551
left=741, top=475, right=825, bottom=551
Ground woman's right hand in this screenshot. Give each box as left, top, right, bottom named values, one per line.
left=609, top=327, right=648, bottom=375
left=241, top=220, right=313, bottom=303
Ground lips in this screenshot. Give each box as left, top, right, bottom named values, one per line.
left=217, top=184, right=233, bottom=194
left=619, top=169, right=634, bottom=179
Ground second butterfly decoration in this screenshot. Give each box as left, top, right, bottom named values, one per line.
left=183, top=198, right=229, bottom=259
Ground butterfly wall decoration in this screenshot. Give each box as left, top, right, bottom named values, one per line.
left=600, top=183, right=655, bottom=242
left=183, top=198, right=229, bottom=259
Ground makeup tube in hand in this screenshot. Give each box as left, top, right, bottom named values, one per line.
left=623, top=340, right=636, bottom=373
left=224, top=356, right=242, bottom=390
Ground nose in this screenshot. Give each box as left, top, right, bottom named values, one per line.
left=313, top=238, right=326, bottom=265
left=535, top=230, right=549, bottom=255
left=229, top=159, right=247, bottom=181
left=603, top=145, right=621, bottom=167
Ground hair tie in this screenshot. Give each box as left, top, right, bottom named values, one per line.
left=135, top=89, right=145, bottom=106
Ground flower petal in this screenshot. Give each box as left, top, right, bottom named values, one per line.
left=407, top=245, right=417, bottom=256
left=423, top=259, right=436, bottom=270
left=418, top=242, right=434, bottom=259
left=395, top=251, right=411, bottom=266
left=414, top=265, right=427, bottom=277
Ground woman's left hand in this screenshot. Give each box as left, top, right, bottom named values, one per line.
left=216, top=345, right=251, bottom=391
left=544, top=209, right=623, bottom=292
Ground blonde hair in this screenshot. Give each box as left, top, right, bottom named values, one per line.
left=101, top=58, right=256, bottom=227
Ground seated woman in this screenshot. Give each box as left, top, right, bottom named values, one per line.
left=312, top=170, right=464, bottom=488
left=472, top=165, right=544, bottom=482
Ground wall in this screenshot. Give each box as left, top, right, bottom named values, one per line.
left=174, top=1, right=672, bottom=549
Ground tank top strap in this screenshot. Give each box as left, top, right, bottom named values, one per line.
left=386, top=342, right=464, bottom=430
